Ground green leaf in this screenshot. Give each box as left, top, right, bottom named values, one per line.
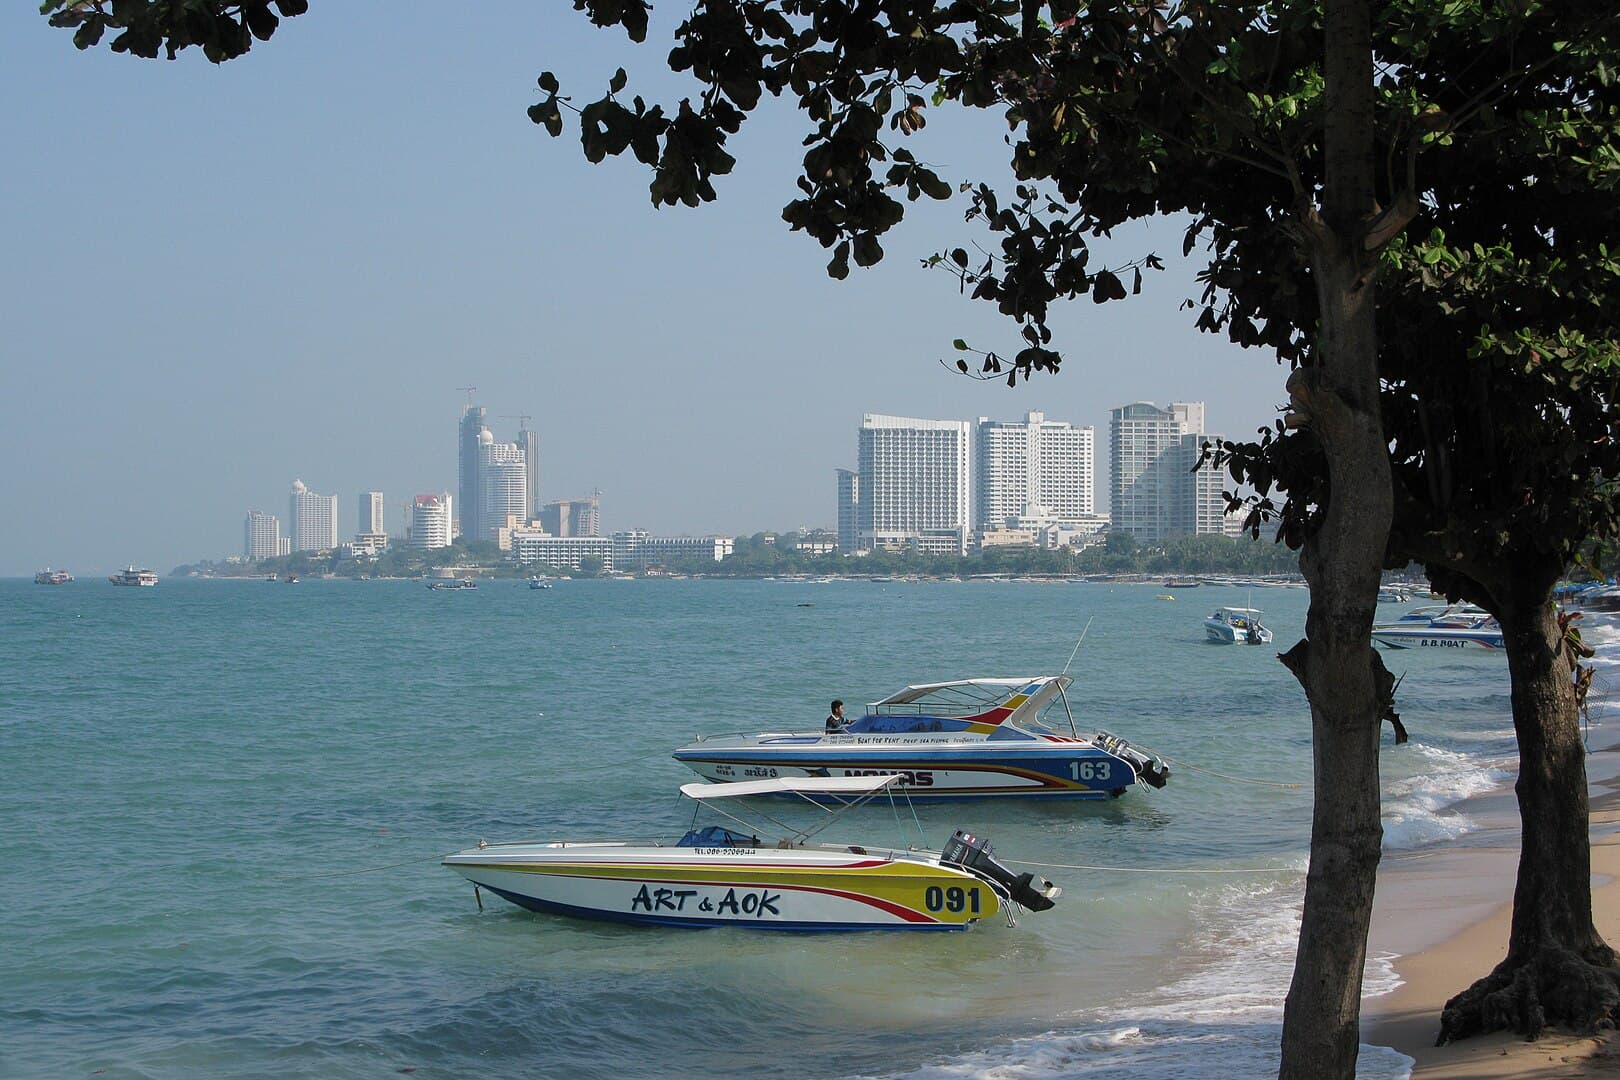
left=953, top=338, right=969, bottom=350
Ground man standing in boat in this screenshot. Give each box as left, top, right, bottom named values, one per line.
left=826, top=700, right=848, bottom=734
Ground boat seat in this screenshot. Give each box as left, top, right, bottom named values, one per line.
left=677, top=826, right=758, bottom=848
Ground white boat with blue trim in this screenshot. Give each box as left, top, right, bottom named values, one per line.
left=1204, top=606, right=1273, bottom=645
left=671, top=676, right=1168, bottom=800
left=443, top=774, right=1060, bottom=931
left=1372, top=606, right=1504, bottom=652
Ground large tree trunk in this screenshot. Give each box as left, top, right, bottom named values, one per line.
left=1439, top=588, right=1620, bottom=1040
left=1276, top=1, right=1394, bottom=1077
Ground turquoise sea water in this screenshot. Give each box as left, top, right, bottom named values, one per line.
left=0, top=577, right=1553, bottom=1078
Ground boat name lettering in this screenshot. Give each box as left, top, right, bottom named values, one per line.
left=630, top=885, right=700, bottom=913
left=742, top=766, right=778, bottom=778
left=1419, top=639, right=1469, bottom=648
left=842, top=768, right=934, bottom=787
left=695, top=888, right=781, bottom=918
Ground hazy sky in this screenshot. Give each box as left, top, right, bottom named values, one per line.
left=0, top=4, right=1292, bottom=575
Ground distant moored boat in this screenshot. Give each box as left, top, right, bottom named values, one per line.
left=34, top=568, right=73, bottom=585
left=109, top=567, right=158, bottom=587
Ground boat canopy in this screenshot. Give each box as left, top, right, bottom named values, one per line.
left=678, top=774, right=903, bottom=800
left=867, top=676, right=1067, bottom=717
left=1213, top=607, right=1264, bottom=615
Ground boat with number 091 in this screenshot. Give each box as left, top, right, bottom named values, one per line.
left=442, top=774, right=1061, bottom=931
left=671, top=675, right=1168, bottom=800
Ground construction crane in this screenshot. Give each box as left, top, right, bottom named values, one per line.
left=456, top=385, right=477, bottom=405
left=501, top=413, right=534, bottom=430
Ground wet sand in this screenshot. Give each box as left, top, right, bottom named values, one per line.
left=1363, top=740, right=1620, bottom=1077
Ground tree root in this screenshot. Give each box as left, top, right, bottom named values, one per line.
left=1438, top=946, right=1620, bottom=1044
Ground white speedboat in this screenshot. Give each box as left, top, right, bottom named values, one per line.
left=443, top=774, right=1061, bottom=931
left=1372, top=609, right=1504, bottom=652
left=109, top=567, right=158, bottom=587
left=528, top=576, right=554, bottom=590
left=1204, top=606, right=1273, bottom=644
left=671, top=675, right=1168, bottom=800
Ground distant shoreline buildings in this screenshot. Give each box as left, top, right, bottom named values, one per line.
left=836, top=403, right=1237, bottom=556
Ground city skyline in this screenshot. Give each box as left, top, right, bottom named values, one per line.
left=0, top=7, right=1286, bottom=575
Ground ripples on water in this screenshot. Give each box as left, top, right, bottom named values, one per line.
left=0, top=579, right=1563, bottom=1078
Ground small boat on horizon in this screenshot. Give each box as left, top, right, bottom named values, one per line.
left=34, top=568, right=73, bottom=585
left=428, top=578, right=477, bottom=591
left=1204, top=606, right=1273, bottom=645
left=528, top=575, right=553, bottom=590
left=109, top=567, right=158, bottom=587
left=672, top=675, right=1168, bottom=800
left=442, top=774, right=1062, bottom=931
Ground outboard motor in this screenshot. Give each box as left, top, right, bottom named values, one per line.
left=1095, top=731, right=1172, bottom=789
left=940, top=830, right=1060, bottom=912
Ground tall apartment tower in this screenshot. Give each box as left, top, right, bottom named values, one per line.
left=243, top=510, right=282, bottom=561
left=518, top=425, right=541, bottom=525
left=1109, top=401, right=1226, bottom=541
left=975, top=411, right=1095, bottom=530
left=358, top=491, right=385, bottom=536
left=835, top=468, right=860, bottom=554
left=477, top=429, right=527, bottom=543
left=855, top=414, right=972, bottom=556
left=539, top=495, right=601, bottom=538
left=289, top=480, right=339, bottom=552
left=457, top=401, right=487, bottom=542
left=410, top=493, right=453, bottom=550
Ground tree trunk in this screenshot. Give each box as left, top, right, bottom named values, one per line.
left=1438, top=589, right=1620, bottom=1041
left=1276, top=2, right=1393, bottom=1077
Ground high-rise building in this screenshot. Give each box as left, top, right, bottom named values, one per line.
left=458, top=401, right=487, bottom=542
left=1109, top=401, right=1227, bottom=541
left=477, top=429, right=527, bottom=544
left=855, top=414, right=972, bottom=555
left=835, top=468, right=860, bottom=554
left=518, top=425, right=541, bottom=526
left=410, top=493, right=453, bottom=550
left=539, top=495, right=601, bottom=538
left=975, top=411, right=1095, bottom=531
left=289, top=479, right=339, bottom=552
left=358, top=491, right=385, bottom=536
left=243, top=510, right=283, bottom=561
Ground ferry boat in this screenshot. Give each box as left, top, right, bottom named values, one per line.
left=427, top=578, right=477, bottom=591
left=672, top=675, right=1169, bottom=800
left=108, top=567, right=158, bottom=587
left=443, top=774, right=1061, bottom=931
left=33, top=569, right=73, bottom=585
left=1204, top=606, right=1273, bottom=645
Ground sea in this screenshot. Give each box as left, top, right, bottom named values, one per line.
left=3, top=577, right=1616, bottom=1079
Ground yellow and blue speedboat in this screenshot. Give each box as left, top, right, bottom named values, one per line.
left=444, top=774, right=1060, bottom=931
left=671, top=675, right=1168, bottom=800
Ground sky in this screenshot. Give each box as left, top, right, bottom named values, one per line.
left=0, top=4, right=1293, bottom=576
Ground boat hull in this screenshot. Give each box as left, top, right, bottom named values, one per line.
left=1371, top=627, right=1504, bottom=651
left=443, top=845, right=1000, bottom=930
left=672, top=740, right=1140, bottom=799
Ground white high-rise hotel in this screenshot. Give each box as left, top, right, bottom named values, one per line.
left=410, top=493, right=453, bottom=550
left=289, top=480, right=339, bottom=552
left=477, top=428, right=527, bottom=543
left=851, top=414, right=973, bottom=555
left=975, top=411, right=1095, bottom=529
left=1110, top=401, right=1233, bottom=541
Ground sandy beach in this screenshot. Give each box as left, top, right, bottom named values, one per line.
left=1363, top=739, right=1620, bottom=1077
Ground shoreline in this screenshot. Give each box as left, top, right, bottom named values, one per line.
left=1362, top=729, right=1620, bottom=1076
